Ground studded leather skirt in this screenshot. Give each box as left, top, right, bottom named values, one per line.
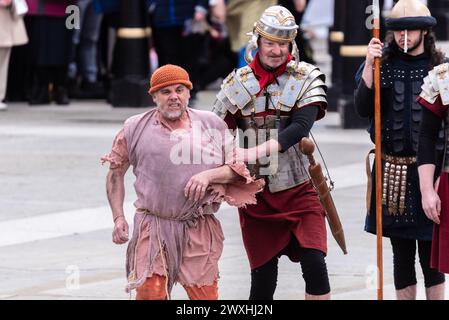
left=365, top=150, right=433, bottom=240
left=381, top=154, right=417, bottom=216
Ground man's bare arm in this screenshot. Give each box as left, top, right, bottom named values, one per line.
left=207, top=165, right=241, bottom=184
left=184, top=165, right=242, bottom=201
left=106, top=163, right=130, bottom=222
left=106, top=163, right=131, bottom=244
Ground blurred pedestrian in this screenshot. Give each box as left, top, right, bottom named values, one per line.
left=68, top=0, right=104, bottom=99
left=25, top=0, right=74, bottom=105
left=195, top=0, right=236, bottom=91
left=0, top=0, right=28, bottom=111
left=148, top=0, right=209, bottom=102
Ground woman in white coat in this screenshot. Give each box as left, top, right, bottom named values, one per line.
left=0, top=0, right=28, bottom=111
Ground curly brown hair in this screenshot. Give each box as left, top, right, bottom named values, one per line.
left=381, top=29, right=446, bottom=70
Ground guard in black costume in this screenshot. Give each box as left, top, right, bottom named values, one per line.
left=354, top=0, right=446, bottom=300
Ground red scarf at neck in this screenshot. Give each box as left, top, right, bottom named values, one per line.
left=249, top=52, right=293, bottom=96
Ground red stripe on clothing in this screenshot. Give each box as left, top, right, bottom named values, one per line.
left=238, top=181, right=327, bottom=269
left=417, top=96, right=448, bottom=119
left=431, top=172, right=449, bottom=274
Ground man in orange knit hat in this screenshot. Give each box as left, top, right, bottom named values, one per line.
left=101, top=64, right=264, bottom=300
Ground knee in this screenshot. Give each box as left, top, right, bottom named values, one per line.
left=391, top=238, right=416, bottom=270
left=393, top=251, right=416, bottom=271
left=392, top=250, right=417, bottom=289
left=423, top=268, right=446, bottom=288
left=299, top=249, right=330, bottom=295
left=393, top=263, right=417, bottom=289
left=249, top=258, right=278, bottom=300
left=417, top=242, right=446, bottom=288
left=185, top=282, right=218, bottom=300
left=136, top=275, right=167, bottom=300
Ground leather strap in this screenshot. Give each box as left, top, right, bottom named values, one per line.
left=365, top=149, right=376, bottom=214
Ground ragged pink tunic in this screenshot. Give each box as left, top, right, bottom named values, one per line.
left=102, top=108, right=264, bottom=293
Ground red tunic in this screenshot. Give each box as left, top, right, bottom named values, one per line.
left=238, top=182, right=327, bottom=269
left=417, top=96, right=449, bottom=273
left=223, top=53, right=328, bottom=269
left=433, top=172, right=449, bottom=273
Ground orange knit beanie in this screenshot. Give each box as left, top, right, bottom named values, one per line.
left=149, top=64, right=193, bottom=94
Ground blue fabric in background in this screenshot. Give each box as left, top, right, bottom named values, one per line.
left=92, top=0, right=120, bottom=14
left=238, top=47, right=259, bottom=68
left=237, top=47, right=247, bottom=68
left=146, top=0, right=209, bottom=28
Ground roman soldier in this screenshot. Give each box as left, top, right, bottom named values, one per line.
left=354, top=0, right=446, bottom=299
left=213, top=5, right=331, bottom=300
left=418, top=62, right=449, bottom=278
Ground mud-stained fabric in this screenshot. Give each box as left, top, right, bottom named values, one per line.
left=102, top=108, right=264, bottom=294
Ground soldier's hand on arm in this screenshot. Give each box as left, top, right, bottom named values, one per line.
left=237, top=140, right=281, bottom=163
left=236, top=147, right=256, bottom=163
left=238, top=105, right=318, bottom=161
left=362, top=38, right=383, bottom=89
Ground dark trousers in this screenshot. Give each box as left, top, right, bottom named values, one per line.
left=390, top=237, right=445, bottom=290
left=29, top=66, right=68, bottom=103
left=249, top=244, right=330, bottom=299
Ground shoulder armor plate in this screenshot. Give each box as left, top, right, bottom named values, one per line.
left=281, top=61, right=327, bottom=108
left=220, top=66, right=259, bottom=110
left=420, top=63, right=449, bottom=105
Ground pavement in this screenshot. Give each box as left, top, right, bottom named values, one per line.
left=1, top=99, right=445, bottom=300
left=1, top=39, right=448, bottom=300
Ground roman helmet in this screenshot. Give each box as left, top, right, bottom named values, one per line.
left=244, top=5, right=300, bottom=63
left=386, top=0, right=436, bottom=53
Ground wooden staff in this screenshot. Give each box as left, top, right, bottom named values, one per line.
left=373, top=0, right=383, bottom=300
left=300, top=138, right=347, bottom=255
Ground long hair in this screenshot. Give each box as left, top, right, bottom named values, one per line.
left=381, top=29, right=445, bottom=70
